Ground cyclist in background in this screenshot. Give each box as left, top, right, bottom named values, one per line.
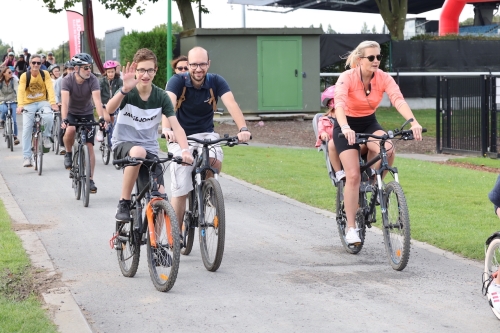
left=487, top=175, right=500, bottom=317
left=23, top=48, right=31, bottom=64
left=41, top=54, right=50, bottom=69
left=17, top=54, right=57, bottom=167
left=2, top=52, right=16, bottom=68
left=0, top=66, right=19, bottom=145
left=164, top=46, right=251, bottom=232
left=164, top=55, right=188, bottom=89
left=15, top=55, right=27, bottom=78
left=105, top=48, right=193, bottom=221
left=97, top=60, right=122, bottom=142
left=54, top=61, right=74, bottom=155
left=333, top=40, right=423, bottom=245
left=47, top=52, right=56, bottom=65
left=48, top=64, right=61, bottom=82
left=60, top=53, right=108, bottom=193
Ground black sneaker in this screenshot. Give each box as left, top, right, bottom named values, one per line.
left=64, top=152, right=72, bottom=169
left=0, top=120, right=4, bottom=129
left=90, top=180, right=97, bottom=193
left=154, top=246, right=172, bottom=267
left=115, top=200, right=131, bottom=222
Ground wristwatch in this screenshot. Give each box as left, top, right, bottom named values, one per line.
left=239, top=127, right=249, bottom=132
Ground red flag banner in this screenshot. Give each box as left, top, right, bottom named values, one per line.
left=66, top=10, right=84, bottom=57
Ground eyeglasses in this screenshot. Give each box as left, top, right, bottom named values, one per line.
left=82, top=66, right=91, bottom=70
left=188, top=63, right=208, bottom=70
left=176, top=66, right=188, bottom=71
left=136, top=68, right=156, bottom=75
left=31, top=61, right=41, bottom=65
left=360, top=55, right=382, bottom=62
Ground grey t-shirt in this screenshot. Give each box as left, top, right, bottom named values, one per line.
left=61, top=72, right=99, bottom=115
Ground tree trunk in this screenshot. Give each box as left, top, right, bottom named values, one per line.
left=375, top=0, right=408, bottom=40
left=176, top=0, right=197, bottom=30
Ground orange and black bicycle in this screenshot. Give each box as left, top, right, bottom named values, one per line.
left=110, top=153, right=183, bottom=292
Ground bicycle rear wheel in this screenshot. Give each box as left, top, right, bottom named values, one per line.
left=382, top=181, right=411, bottom=271
left=37, top=133, right=43, bottom=176
left=146, top=199, right=180, bottom=292
left=32, top=135, right=38, bottom=171
left=181, top=190, right=196, bottom=256
left=81, top=145, right=91, bottom=207
left=72, top=151, right=81, bottom=200
left=336, top=180, right=364, bottom=254
left=199, top=178, right=225, bottom=272
left=115, top=217, right=140, bottom=277
left=101, top=140, right=110, bottom=165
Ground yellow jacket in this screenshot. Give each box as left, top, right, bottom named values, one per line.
left=17, top=70, right=56, bottom=107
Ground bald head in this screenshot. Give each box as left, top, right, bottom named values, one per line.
left=188, top=47, right=209, bottom=63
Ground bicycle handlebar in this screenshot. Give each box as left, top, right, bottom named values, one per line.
left=112, top=153, right=184, bottom=167
left=338, top=128, right=427, bottom=143
left=67, top=121, right=101, bottom=127
left=160, top=133, right=251, bottom=147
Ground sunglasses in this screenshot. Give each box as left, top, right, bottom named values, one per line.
left=82, top=66, right=91, bottom=70
left=361, top=55, right=382, bottom=62
left=176, top=66, right=188, bottom=71
left=31, top=61, right=41, bottom=65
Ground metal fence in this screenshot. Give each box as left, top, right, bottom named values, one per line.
left=320, top=72, right=500, bottom=157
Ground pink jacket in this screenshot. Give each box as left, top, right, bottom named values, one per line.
left=334, top=68, right=407, bottom=117
left=315, top=116, right=335, bottom=147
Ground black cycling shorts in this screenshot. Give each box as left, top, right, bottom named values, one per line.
left=64, top=113, right=96, bottom=146
left=113, top=142, right=165, bottom=193
left=333, top=113, right=384, bottom=155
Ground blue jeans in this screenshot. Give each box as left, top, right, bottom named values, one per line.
left=22, top=101, right=53, bottom=159
left=0, top=102, right=18, bottom=136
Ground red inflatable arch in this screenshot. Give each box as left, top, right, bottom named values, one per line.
left=439, top=0, right=498, bottom=35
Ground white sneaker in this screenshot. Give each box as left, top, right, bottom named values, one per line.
left=43, top=137, right=52, bottom=148
left=23, top=157, right=32, bottom=167
left=345, top=227, right=361, bottom=244
left=488, top=281, right=500, bottom=319
left=335, top=170, right=346, bottom=182
left=96, top=130, right=103, bottom=142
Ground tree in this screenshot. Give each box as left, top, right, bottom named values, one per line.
left=372, top=25, right=377, bottom=34
left=326, top=24, right=336, bottom=34
left=374, top=0, right=408, bottom=40
left=361, top=22, right=369, bottom=33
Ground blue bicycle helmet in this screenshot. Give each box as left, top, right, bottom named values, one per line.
left=70, top=53, right=93, bottom=66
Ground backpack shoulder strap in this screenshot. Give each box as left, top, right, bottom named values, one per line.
left=208, top=88, right=216, bottom=112
left=25, top=71, right=31, bottom=89
left=175, top=87, right=186, bottom=110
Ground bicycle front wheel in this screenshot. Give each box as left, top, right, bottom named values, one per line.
left=181, top=190, right=196, bottom=256
left=53, top=116, right=60, bottom=154
left=115, top=218, right=140, bottom=277
left=382, top=181, right=411, bottom=271
left=199, top=178, right=225, bottom=272
left=335, top=180, right=364, bottom=254
left=72, top=151, right=81, bottom=200
left=6, top=118, right=13, bottom=151
left=101, top=140, right=110, bottom=165
left=146, top=199, right=180, bottom=292
left=37, top=133, right=43, bottom=176
left=81, top=145, right=91, bottom=207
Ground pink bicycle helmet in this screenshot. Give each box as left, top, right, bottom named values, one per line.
left=321, top=85, right=335, bottom=108
left=103, top=60, right=118, bottom=69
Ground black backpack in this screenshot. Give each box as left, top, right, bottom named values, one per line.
left=25, top=70, right=46, bottom=89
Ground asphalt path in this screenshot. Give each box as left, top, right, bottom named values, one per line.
left=0, top=119, right=497, bottom=332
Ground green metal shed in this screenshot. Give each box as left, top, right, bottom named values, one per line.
left=179, top=28, right=323, bottom=115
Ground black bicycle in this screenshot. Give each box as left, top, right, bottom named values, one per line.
left=23, top=109, right=48, bottom=175
left=336, top=119, right=426, bottom=271
left=99, top=120, right=114, bottom=165
left=110, top=154, right=183, bottom=292
left=52, top=109, right=62, bottom=155
left=181, top=134, right=246, bottom=272
left=68, top=119, right=100, bottom=207
left=3, top=101, right=15, bottom=151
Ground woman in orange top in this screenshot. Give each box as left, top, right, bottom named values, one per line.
left=333, top=40, right=423, bottom=245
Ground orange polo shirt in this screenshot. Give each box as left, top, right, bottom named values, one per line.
left=334, top=68, right=407, bottom=117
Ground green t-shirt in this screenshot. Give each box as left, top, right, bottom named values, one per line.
left=111, top=84, right=175, bottom=155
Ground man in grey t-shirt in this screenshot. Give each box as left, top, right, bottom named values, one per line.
left=60, top=53, right=108, bottom=193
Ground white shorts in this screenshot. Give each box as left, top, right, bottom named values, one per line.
left=169, top=132, right=224, bottom=197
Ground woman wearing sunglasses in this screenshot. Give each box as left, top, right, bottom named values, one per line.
left=333, top=40, right=423, bottom=245
left=165, top=55, right=188, bottom=89
left=0, top=66, right=19, bottom=144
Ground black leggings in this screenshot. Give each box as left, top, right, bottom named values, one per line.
left=333, top=113, right=384, bottom=155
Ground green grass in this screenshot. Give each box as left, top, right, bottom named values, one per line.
left=374, top=107, right=436, bottom=137
left=0, top=200, right=57, bottom=333
left=222, top=145, right=499, bottom=261
left=454, top=157, right=500, bottom=169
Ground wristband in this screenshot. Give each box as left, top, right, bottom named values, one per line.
left=120, top=88, right=129, bottom=96
left=181, top=148, right=190, bottom=154
left=341, top=124, right=350, bottom=130
left=163, top=127, right=172, bottom=132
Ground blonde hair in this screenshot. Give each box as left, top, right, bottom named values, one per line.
left=342, top=41, right=380, bottom=69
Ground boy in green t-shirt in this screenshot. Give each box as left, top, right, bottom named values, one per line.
left=105, top=48, right=193, bottom=221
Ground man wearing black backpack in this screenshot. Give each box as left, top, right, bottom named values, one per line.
left=17, top=54, right=58, bottom=167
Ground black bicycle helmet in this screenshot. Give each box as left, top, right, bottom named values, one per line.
left=70, top=53, right=93, bottom=66
left=64, top=61, right=74, bottom=69
left=48, top=64, right=60, bottom=73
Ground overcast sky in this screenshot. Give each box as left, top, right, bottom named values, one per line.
left=5, top=0, right=476, bottom=54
